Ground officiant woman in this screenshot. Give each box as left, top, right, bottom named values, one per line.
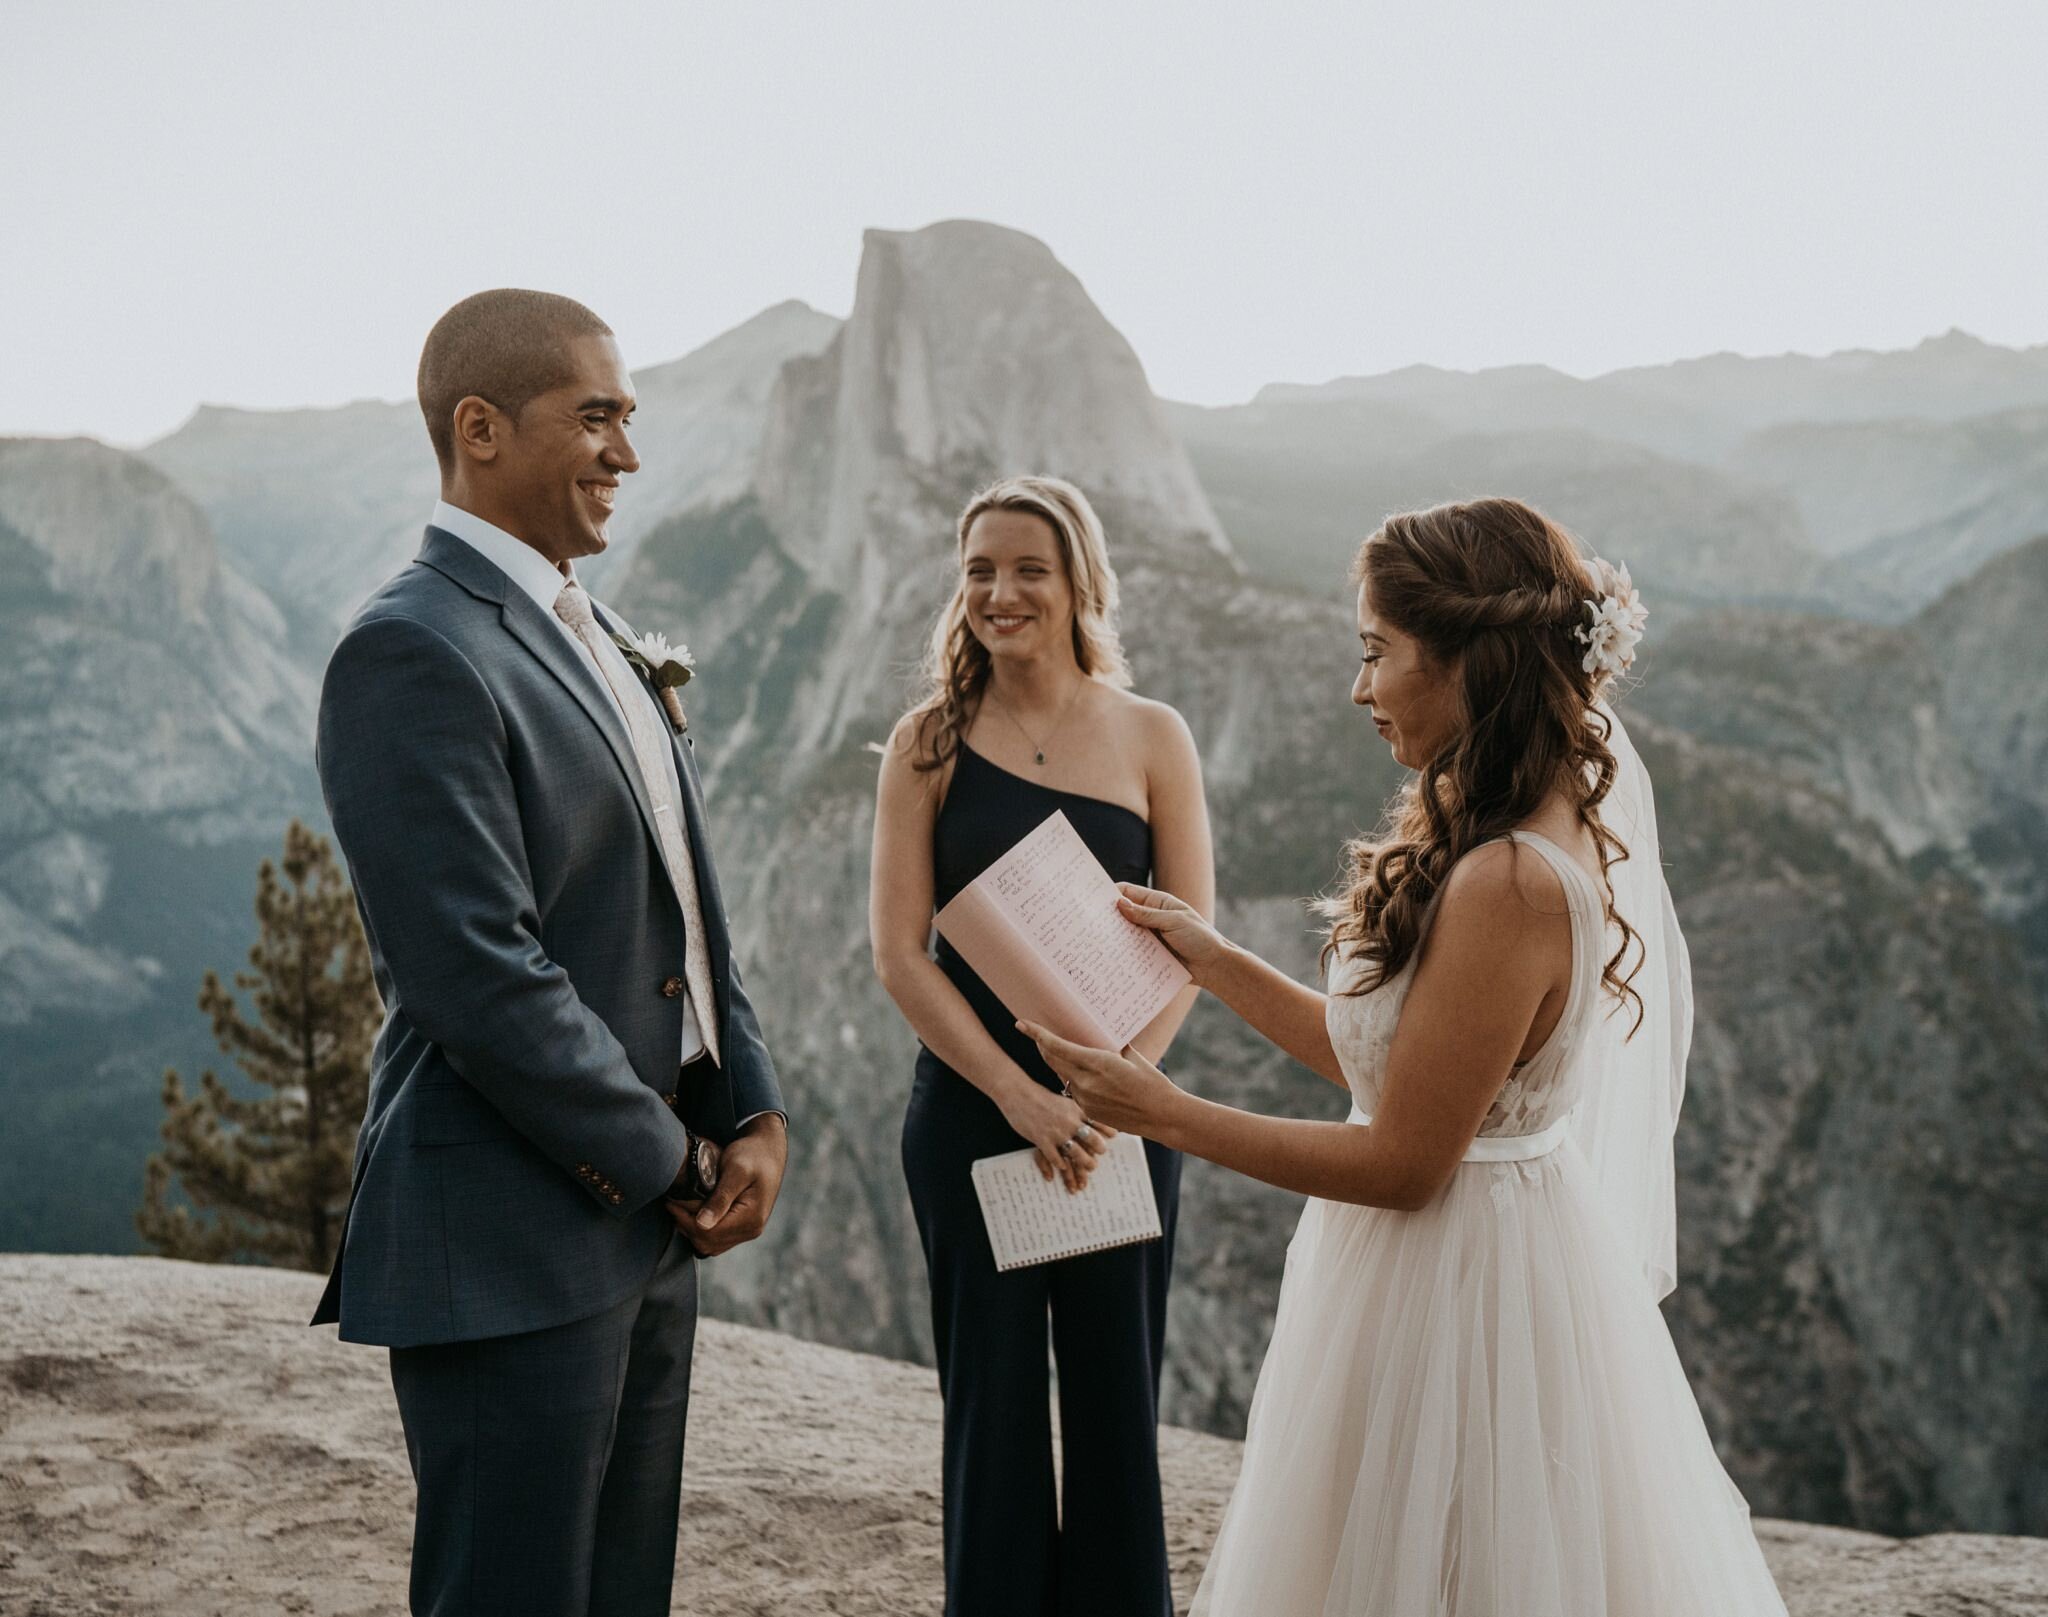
left=871, top=475, right=1214, bottom=1617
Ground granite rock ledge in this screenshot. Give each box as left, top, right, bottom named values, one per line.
left=1, top=1255, right=2042, bottom=1616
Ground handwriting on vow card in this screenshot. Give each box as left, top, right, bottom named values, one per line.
left=934, top=810, right=1190, bottom=1050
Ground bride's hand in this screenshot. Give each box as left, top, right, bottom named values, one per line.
left=1017, top=1020, right=1182, bottom=1136
left=1115, top=882, right=1230, bottom=986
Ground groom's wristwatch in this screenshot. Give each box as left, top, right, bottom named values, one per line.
left=667, top=1129, right=721, bottom=1202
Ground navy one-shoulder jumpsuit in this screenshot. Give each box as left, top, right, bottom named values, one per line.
left=902, top=741, right=1182, bottom=1617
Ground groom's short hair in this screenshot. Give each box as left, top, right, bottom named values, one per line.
left=418, top=289, right=615, bottom=472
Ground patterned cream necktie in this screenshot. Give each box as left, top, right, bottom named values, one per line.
left=553, top=580, right=720, bottom=1067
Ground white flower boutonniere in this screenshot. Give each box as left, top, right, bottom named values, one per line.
left=609, top=626, right=696, bottom=733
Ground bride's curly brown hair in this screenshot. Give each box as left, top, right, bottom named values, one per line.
left=1321, top=497, right=1644, bottom=1031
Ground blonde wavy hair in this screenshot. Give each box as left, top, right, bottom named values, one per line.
left=906, top=476, right=1133, bottom=772
left=1321, top=498, right=1645, bottom=1030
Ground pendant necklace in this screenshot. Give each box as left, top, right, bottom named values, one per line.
left=991, top=675, right=1087, bottom=766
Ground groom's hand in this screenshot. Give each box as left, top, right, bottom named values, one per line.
left=672, top=1112, right=787, bottom=1257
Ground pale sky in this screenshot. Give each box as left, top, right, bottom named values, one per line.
left=5, top=0, right=2045, bottom=447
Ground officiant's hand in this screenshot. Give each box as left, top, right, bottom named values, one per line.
left=1002, top=1082, right=1115, bottom=1194
left=1115, top=882, right=1229, bottom=985
left=672, top=1113, right=787, bottom=1257
left=1017, top=1021, right=1180, bottom=1137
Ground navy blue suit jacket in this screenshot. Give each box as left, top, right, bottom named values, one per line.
left=310, top=526, right=783, bottom=1346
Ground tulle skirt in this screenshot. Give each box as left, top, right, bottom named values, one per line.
left=1192, top=1142, right=1787, bottom=1616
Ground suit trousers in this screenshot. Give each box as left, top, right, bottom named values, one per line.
left=903, top=1054, right=1182, bottom=1617
left=388, top=1226, right=698, bottom=1617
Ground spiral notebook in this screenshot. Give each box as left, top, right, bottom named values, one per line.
left=970, top=1131, right=1163, bottom=1271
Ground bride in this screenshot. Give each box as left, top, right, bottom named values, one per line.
left=1021, top=498, right=1788, bottom=1615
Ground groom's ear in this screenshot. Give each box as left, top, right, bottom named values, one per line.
left=451, top=395, right=503, bottom=465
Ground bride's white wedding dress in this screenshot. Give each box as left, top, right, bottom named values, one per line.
left=1192, top=820, right=1788, bottom=1616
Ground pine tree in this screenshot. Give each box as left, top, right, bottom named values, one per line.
left=137, top=819, right=380, bottom=1271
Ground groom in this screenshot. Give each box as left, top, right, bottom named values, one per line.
left=311, top=288, right=788, bottom=1616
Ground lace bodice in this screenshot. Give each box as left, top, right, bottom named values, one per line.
left=1325, top=832, right=1611, bottom=1141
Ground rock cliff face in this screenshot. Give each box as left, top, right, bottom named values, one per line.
left=0, top=439, right=320, bottom=1261
left=1729, top=406, right=2048, bottom=564
left=1628, top=546, right=2048, bottom=979
left=1623, top=718, right=2048, bottom=1532
left=141, top=399, right=440, bottom=637
left=758, top=223, right=1229, bottom=579
left=0, top=438, right=314, bottom=892
left=1594, top=542, right=2048, bottom=1531
left=591, top=299, right=842, bottom=586
left=6, top=1255, right=2047, bottom=1617
left=1922, top=535, right=2048, bottom=811
left=0, top=438, right=223, bottom=624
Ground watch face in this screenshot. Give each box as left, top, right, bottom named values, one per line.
left=694, top=1138, right=720, bottom=1194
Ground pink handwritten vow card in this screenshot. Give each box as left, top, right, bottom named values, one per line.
left=934, top=809, right=1191, bottom=1050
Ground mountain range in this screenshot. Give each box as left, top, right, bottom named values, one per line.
left=2, top=219, right=2043, bottom=1537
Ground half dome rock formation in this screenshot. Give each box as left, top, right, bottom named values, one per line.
left=669, top=219, right=1242, bottom=765
left=4, top=1255, right=2046, bottom=1616
left=755, top=221, right=1234, bottom=592
left=0, top=437, right=312, bottom=823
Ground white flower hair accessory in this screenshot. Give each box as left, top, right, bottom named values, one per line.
left=1574, top=558, right=1648, bottom=680
left=608, top=625, right=696, bottom=733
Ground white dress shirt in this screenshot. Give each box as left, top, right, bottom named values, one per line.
left=430, top=500, right=708, bottom=1065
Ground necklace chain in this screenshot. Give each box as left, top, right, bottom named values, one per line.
left=989, top=676, right=1086, bottom=766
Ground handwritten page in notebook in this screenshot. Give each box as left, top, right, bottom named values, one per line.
left=934, top=809, right=1190, bottom=1050
left=970, top=1131, right=1163, bottom=1271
